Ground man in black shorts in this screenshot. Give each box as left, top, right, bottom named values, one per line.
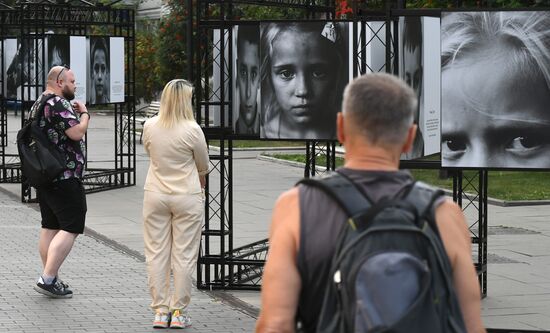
left=32, top=65, right=90, bottom=298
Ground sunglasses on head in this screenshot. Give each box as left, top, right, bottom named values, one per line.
left=56, top=64, right=70, bottom=82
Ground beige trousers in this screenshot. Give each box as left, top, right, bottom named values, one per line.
left=143, top=190, right=204, bottom=313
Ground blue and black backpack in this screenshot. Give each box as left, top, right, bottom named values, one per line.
left=297, top=171, right=467, bottom=333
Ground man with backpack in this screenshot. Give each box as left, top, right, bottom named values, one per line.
left=30, top=66, right=90, bottom=298
left=256, top=73, right=485, bottom=333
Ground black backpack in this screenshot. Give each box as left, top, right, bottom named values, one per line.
left=17, top=93, right=66, bottom=188
left=297, top=171, right=467, bottom=333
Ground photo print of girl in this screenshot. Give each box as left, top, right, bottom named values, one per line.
left=260, top=22, right=349, bottom=140
left=441, top=11, right=550, bottom=169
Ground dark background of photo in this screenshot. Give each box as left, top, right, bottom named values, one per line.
left=47, top=35, right=69, bottom=69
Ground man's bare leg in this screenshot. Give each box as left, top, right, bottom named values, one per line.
left=42, top=230, right=78, bottom=278
left=39, top=228, right=59, bottom=268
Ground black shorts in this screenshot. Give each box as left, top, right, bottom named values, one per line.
left=37, top=178, right=87, bottom=234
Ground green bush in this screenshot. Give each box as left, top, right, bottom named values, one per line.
left=136, top=24, right=162, bottom=103
left=157, top=0, right=190, bottom=83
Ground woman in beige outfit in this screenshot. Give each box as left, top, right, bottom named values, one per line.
left=142, top=79, right=209, bottom=329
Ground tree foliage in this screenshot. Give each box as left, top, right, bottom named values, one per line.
left=136, top=22, right=162, bottom=103
left=156, top=0, right=191, bottom=84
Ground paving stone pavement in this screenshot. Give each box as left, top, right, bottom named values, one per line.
left=5, top=112, right=550, bottom=331
left=0, top=193, right=256, bottom=333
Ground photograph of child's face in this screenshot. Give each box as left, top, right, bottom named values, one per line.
left=270, top=29, right=336, bottom=127
left=442, top=45, right=550, bottom=168
left=441, top=11, right=550, bottom=169
left=234, top=26, right=260, bottom=136
left=261, top=22, right=349, bottom=140
left=89, top=37, right=110, bottom=104
left=238, top=41, right=259, bottom=117
left=399, top=17, right=424, bottom=160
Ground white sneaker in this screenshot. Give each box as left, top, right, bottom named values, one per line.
left=170, top=309, right=191, bottom=329
left=153, top=311, right=170, bottom=329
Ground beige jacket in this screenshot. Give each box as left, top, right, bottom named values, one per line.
left=143, top=116, right=209, bottom=194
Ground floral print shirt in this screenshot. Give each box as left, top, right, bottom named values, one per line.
left=30, top=94, right=86, bottom=180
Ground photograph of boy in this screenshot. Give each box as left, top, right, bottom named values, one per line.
left=441, top=11, right=550, bottom=169
left=233, top=25, right=261, bottom=136
left=399, top=17, right=424, bottom=160
left=260, top=22, right=349, bottom=140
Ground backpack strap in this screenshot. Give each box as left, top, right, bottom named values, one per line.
left=29, top=93, right=57, bottom=122
left=402, top=181, right=446, bottom=235
left=296, top=171, right=371, bottom=218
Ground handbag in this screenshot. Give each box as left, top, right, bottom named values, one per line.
left=17, top=94, right=67, bottom=187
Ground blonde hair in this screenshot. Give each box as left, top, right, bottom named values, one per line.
left=442, top=12, right=550, bottom=90
left=158, top=79, right=194, bottom=128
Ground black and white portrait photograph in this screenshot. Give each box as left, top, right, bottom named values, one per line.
left=47, top=35, right=69, bottom=69
left=260, top=22, right=349, bottom=140
left=4, top=38, right=42, bottom=101
left=399, top=16, right=441, bottom=160
left=233, top=25, right=261, bottom=136
left=88, top=36, right=110, bottom=104
left=399, top=17, right=424, bottom=160
left=109, top=37, right=125, bottom=103
left=441, top=11, right=550, bottom=169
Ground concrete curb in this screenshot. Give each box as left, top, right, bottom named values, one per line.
left=208, top=145, right=305, bottom=152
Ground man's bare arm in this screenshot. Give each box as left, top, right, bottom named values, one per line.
left=435, top=200, right=486, bottom=333
left=256, top=188, right=301, bottom=333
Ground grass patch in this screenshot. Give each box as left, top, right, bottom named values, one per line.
left=268, top=153, right=550, bottom=201
left=210, top=140, right=305, bottom=148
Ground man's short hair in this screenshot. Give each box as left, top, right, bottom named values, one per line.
left=342, top=73, right=417, bottom=145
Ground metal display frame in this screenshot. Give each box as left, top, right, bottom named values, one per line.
left=194, top=0, right=490, bottom=295
left=194, top=0, right=339, bottom=290
left=0, top=1, right=136, bottom=202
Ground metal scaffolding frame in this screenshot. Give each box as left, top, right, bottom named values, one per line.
left=193, top=0, right=489, bottom=295
left=0, top=1, right=136, bottom=202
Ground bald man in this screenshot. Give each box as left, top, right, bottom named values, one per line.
left=32, top=66, right=90, bottom=299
